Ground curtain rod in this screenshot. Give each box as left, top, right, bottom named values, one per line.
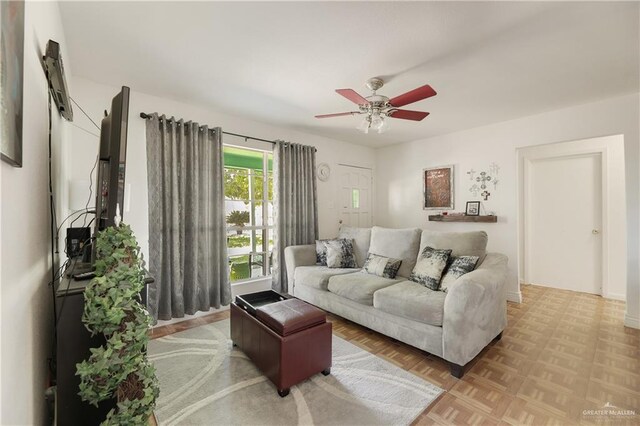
left=139, top=112, right=276, bottom=145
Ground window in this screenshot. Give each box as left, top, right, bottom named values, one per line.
left=352, top=189, right=360, bottom=209
left=224, top=146, right=273, bottom=283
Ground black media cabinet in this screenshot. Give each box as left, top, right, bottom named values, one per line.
left=55, top=262, right=151, bottom=425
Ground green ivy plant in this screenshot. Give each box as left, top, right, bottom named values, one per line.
left=76, top=223, right=159, bottom=425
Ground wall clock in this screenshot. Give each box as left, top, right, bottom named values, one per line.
left=317, top=163, right=330, bottom=181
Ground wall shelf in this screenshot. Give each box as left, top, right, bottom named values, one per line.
left=429, top=215, right=498, bottom=223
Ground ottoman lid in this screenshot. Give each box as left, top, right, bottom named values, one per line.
left=256, top=298, right=326, bottom=336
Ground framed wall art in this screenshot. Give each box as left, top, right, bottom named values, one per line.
left=1, top=1, right=25, bottom=167
left=423, top=165, right=454, bottom=210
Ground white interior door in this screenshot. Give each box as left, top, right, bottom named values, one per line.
left=338, top=165, right=372, bottom=228
left=526, top=153, right=602, bottom=294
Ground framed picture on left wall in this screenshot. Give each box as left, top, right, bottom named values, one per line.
left=0, top=0, right=25, bottom=167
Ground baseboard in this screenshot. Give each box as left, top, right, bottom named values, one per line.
left=624, top=313, right=640, bottom=329
left=154, top=305, right=230, bottom=327
left=603, top=292, right=625, bottom=301
left=507, top=291, right=522, bottom=303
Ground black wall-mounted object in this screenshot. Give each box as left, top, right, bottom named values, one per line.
left=95, top=86, right=130, bottom=235
left=43, top=40, right=73, bottom=121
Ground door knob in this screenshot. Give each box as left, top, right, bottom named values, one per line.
left=592, top=229, right=600, bottom=234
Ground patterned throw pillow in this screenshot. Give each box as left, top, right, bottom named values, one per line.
left=409, top=246, right=452, bottom=290
left=440, top=256, right=480, bottom=292
left=315, top=239, right=330, bottom=265
left=325, top=239, right=357, bottom=268
left=361, top=253, right=403, bottom=279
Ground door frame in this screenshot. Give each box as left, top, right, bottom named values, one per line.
left=517, top=135, right=626, bottom=301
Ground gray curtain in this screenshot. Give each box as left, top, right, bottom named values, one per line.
left=145, top=114, right=230, bottom=320
left=272, top=141, right=318, bottom=292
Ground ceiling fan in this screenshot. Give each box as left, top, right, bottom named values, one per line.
left=315, top=77, right=437, bottom=134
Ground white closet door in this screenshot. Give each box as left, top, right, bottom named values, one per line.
left=527, top=153, right=602, bottom=294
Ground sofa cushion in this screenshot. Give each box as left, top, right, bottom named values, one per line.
left=338, top=226, right=371, bottom=267
left=369, top=226, right=421, bottom=278
left=373, top=280, right=447, bottom=326
left=328, top=273, right=401, bottom=305
left=419, top=230, right=488, bottom=259
left=409, top=246, right=452, bottom=290
left=294, top=266, right=360, bottom=291
left=361, top=253, right=402, bottom=279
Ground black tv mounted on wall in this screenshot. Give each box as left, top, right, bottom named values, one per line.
left=70, top=86, right=130, bottom=277
left=95, top=86, right=130, bottom=233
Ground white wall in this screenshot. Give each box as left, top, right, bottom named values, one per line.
left=0, top=2, right=72, bottom=424
left=375, top=93, right=640, bottom=326
left=67, top=76, right=376, bottom=279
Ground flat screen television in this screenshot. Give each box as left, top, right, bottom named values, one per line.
left=95, top=86, right=130, bottom=232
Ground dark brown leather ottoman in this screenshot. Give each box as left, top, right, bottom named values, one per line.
left=230, top=297, right=332, bottom=397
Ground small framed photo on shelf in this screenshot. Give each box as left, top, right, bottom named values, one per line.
left=465, top=201, right=480, bottom=216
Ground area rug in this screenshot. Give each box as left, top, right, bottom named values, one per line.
left=148, top=319, right=443, bottom=425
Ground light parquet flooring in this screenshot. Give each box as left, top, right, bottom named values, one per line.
left=150, top=285, right=639, bottom=425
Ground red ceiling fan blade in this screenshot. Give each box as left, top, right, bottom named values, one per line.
left=389, top=85, right=437, bottom=107
left=388, top=109, right=430, bottom=121
left=315, top=112, right=359, bottom=119
left=336, top=89, right=370, bottom=105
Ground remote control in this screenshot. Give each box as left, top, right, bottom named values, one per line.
left=73, top=271, right=96, bottom=281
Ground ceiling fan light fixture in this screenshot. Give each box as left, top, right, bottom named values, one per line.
left=357, top=116, right=371, bottom=133
left=370, top=113, right=383, bottom=130
left=376, top=116, right=390, bottom=134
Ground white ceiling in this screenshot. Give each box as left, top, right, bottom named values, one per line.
left=59, top=1, right=639, bottom=147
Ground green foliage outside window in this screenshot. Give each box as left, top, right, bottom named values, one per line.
left=224, top=168, right=273, bottom=204
left=226, top=210, right=250, bottom=227
left=227, top=235, right=273, bottom=248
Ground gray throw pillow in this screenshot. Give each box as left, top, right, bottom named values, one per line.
left=409, top=246, right=452, bottom=291
left=361, top=253, right=402, bottom=279
left=440, top=256, right=479, bottom=292
left=338, top=226, right=372, bottom=267
left=325, top=239, right=357, bottom=268
left=315, top=239, right=330, bottom=265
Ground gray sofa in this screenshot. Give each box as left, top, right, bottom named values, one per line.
left=284, top=226, right=508, bottom=378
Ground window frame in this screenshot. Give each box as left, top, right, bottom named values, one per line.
left=224, top=145, right=273, bottom=284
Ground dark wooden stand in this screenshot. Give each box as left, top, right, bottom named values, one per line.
left=55, top=262, right=151, bottom=425
left=55, top=278, right=117, bottom=425
left=429, top=215, right=498, bottom=223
